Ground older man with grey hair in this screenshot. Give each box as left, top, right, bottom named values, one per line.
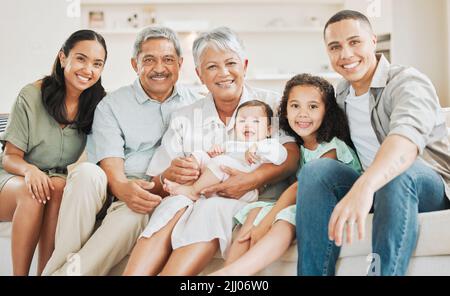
left=42, top=26, right=201, bottom=276
left=122, top=27, right=299, bottom=275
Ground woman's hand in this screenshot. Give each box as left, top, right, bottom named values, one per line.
left=201, top=166, right=259, bottom=199
left=207, top=144, right=224, bottom=158
left=245, top=143, right=260, bottom=165
left=24, top=166, right=55, bottom=204
left=3, top=142, right=54, bottom=204
left=328, top=179, right=374, bottom=246
left=238, top=222, right=271, bottom=248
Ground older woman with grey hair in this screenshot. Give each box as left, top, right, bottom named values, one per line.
left=42, top=26, right=201, bottom=276
left=123, top=27, right=300, bottom=276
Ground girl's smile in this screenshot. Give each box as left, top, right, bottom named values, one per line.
left=287, top=85, right=326, bottom=147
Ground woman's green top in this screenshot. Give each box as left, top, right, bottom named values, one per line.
left=0, top=84, right=86, bottom=191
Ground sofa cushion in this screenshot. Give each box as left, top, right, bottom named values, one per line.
left=340, top=209, right=450, bottom=258
left=336, top=255, right=450, bottom=276
left=247, top=209, right=450, bottom=263
left=0, top=222, right=11, bottom=238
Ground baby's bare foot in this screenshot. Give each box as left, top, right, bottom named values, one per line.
left=163, top=179, right=180, bottom=194
left=164, top=179, right=200, bottom=201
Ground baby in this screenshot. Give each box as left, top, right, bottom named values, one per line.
left=164, top=99, right=287, bottom=202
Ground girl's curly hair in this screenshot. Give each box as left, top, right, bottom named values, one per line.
left=278, top=73, right=352, bottom=147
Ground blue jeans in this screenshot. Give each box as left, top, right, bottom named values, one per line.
left=296, top=159, right=448, bottom=276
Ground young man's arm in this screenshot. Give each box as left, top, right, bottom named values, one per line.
left=329, top=67, right=444, bottom=247
left=329, top=135, right=418, bottom=246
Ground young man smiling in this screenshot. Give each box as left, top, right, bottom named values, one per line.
left=296, top=10, right=450, bottom=276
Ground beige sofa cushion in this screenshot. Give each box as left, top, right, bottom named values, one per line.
left=340, top=209, right=450, bottom=258
left=0, top=222, right=10, bottom=238
left=228, top=209, right=450, bottom=264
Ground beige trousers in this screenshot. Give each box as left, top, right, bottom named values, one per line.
left=42, top=163, right=149, bottom=276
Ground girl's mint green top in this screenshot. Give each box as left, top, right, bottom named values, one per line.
left=300, top=137, right=362, bottom=173
left=0, top=84, right=86, bottom=191
left=234, top=137, right=362, bottom=227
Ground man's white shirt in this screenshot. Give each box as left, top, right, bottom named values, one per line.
left=345, top=86, right=381, bottom=171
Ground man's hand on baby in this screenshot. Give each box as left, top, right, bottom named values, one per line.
left=117, top=179, right=162, bottom=214
left=202, top=166, right=258, bottom=199
left=245, top=143, right=260, bottom=165
left=207, top=144, right=224, bottom=158
left=164, top=156, right=200, bottom=184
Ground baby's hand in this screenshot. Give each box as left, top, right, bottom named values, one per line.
left=207, top=144, right=224, bottom=158
left=245, top=143, right=260, bottom=165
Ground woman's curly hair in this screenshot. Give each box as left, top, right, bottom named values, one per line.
left=278, top=73, right=352, bottom=147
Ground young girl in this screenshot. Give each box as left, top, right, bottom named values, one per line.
left=163, top=99, right=287, bottom=202
left=0, top=30, right=107, bottom=275
left=123, top=99, right=287, bottom=275
left=210, top=74, right=362, bottom=276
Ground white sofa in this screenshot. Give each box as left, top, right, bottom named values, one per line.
left=1, top=108, right=450, bottom=276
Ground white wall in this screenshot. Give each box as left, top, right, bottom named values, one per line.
left=344, top=0, right=393, bottom=34
left=0, top=0, right=79, bottom=113
left=1, top=0, right=448, bottom=111
left=81, top=1, right=344, bottom=94
left=391, top=0, right=449, bottom=106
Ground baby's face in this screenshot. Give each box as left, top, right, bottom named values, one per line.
left=235, top=106, right=270, bottom=142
